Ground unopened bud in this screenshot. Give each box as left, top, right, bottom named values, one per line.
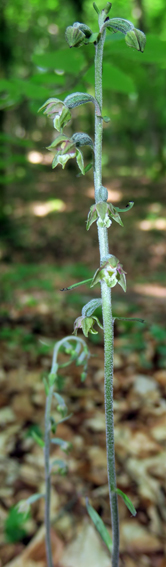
left=65, top=25, right=86, bottom=48
left=125, top=28, right=146, bottom=52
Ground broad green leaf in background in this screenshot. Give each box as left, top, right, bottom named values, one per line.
left=105, top=34, right=166, bottom=65
left=84, top=63, right=135, bottom=94
left=32, top=49, right=85, bottom=74
left=31, top=72, right=65, bottom=86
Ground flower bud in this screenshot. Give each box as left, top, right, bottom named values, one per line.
left=65, top=22, right=92, bottom=48
left=125, top=28, right=146, bottom=52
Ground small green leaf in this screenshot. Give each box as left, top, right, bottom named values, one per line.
left=88, top=32, right=99, bottom=43
left=81, top=371, right=87, bottom=382
left=82, top=298, right=102, bottom=317
left=26, top=493, right=44, bottom=505
left=60, top=278, right=92, bottom=291
left=53, top=107, right=71, bottom=132
left=96, top=202, right=108, bottom=221
left=114, top=317, right=145, bottom=323
left=64, top=92, right=97, bottom=110
left=5, top=507, right=29, bottom=543
left=102, top=17, right=134, bottom=35
left=90, top=267, right=101, bottom=288
left=47, top=134, right=69, bottom=149
left=32, top=431, right=45, bottom=447
left=117, top=270, right=126, bottom=292
left=54, top=392, right=66, bottom=406
left=53, top=392, right=67, bottom=416
left=51, top=458, right=67, bottom=474
left=38, top=97, right=62, bottom=113
left=57, top=413, right=73, bottom=424
left=17, top=493, right=44, bottom=515
left=93, top=2, right=100, bottom=15
left=51, top=438, right=71, bottom=452
left=114, top=201, right=134, bottom=213
left=76, top=149, right=85, bottom=174
left=85, top=162, right=93, bottom=173
left=43, top=377, right=49, bottom=396
left=86, top=500, right=112, bottom=552
left=108, top=204, right=123, bottom=226
left=86, top=205, right=98, bottom=230
left=116, top=489, right=137, bottom=516
left=72, top=132, right=94, bottom=149
left=48, top=369, right=58, bottom=386
left=103, top=115, right=110, bottom=122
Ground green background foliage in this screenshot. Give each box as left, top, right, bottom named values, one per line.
left=0, top=0, right=166, bottom=323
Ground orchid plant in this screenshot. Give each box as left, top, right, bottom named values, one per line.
left=37, top=3, right=146, bottom=566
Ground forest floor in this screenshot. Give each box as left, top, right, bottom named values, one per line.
left=0, top=166, right=166, bottom=567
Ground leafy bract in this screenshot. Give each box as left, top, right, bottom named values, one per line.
left=86, top=500, right=112, bottom=552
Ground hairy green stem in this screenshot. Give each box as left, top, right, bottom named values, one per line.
left=94, top=33, right=119, bottom=567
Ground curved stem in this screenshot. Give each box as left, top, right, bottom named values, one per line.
left=44, top=336, right=87, bottom=567
left=94, top=34, right=119, bottom=567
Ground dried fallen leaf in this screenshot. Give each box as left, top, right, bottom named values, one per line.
left=61, top=522, right=111, bottom=567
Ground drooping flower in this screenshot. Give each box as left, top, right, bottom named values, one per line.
left=47, top=134, right=85, bottom=173
left=73, top=315, right=103, bottom=338
left=38, top=98, right=71, bottom=132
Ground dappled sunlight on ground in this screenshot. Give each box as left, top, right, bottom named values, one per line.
left=31, top=199, right=66, bottom=216
left=139, top=218, right=166, bottom=230
left=86, top=185, right=122, bottom=202
left=134, top=283, right=166, bottom=298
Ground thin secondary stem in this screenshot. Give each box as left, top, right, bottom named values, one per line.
left=44, top=384, right=54, bottom=567
left=94, top=33, right=120, bottom=567
left=44, top=336, right=87, bottom=567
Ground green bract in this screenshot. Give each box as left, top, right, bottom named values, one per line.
left=125, top=28, right=146, bottom=52
left=101, top=17, right=146, bottom=53
left=65, top=22, right=92, bottom=48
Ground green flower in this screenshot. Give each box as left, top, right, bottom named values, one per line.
left=47, top=135, right=85, bottom=173
left=91, top=255, right=126, bottom=292
left=87, top=202, right=123, bottom=230
left=73, top=315, right=103, bottom=338
left=38, top=98, right=71, bottom=132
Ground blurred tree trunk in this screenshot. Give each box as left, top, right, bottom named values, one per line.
left=0, top=2, right=13, bottom=235
left=70, top=0, right=84, bottom=19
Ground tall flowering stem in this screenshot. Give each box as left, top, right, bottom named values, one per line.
left=39, top=5, right=146, bottom=565
left=94, top=32, right=119, bottom=567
